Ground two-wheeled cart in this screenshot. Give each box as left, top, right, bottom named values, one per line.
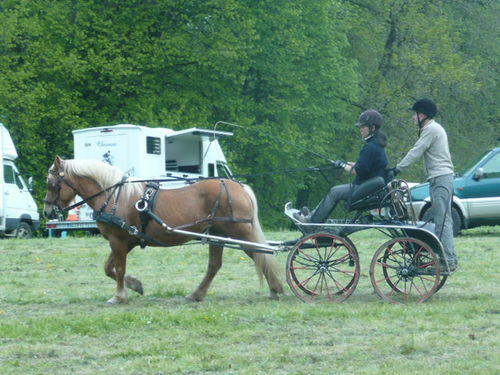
left=277, top=177, right=456, bottom=304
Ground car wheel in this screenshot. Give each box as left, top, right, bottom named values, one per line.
left=421, top=206, right=462, bottom=237
left=450, top=206, right=462, bottom=237
left=15, top=222, right=33, bottom=239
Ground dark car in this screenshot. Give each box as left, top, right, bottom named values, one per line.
left=408, top=147, right=500, bottom=236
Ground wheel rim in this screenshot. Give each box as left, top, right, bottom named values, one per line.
left=370, top=237, right=440, bottom=304
left=286, top=233, right=360, bottom=303
left=16, top=224, right=32, bottom=239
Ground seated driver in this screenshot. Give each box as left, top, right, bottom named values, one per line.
left=294, top=109, right=389, bottom=223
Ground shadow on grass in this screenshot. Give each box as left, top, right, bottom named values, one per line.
left=459, top=226, right=500, bottom=237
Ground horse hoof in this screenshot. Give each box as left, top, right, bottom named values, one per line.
left=107, top=296, right=126, bottom=304
left=125, top=276, right=144, bottom=295
left=130, top=282, right=144, bottom=295
left=185, top=294, right=204, bottom=302
left=269, top=291, right=280, bottom=300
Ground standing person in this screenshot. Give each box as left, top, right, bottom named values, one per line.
left=294, top=109, right=388, bottom=223
left=395, top=98, right=458, bottom=272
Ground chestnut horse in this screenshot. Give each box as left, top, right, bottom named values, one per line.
left=44, top=156, right=283, bottom=304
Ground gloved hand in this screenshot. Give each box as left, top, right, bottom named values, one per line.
left=387, top=167, right=401, bottom=177
left=332, top=160, right=347, bottom=169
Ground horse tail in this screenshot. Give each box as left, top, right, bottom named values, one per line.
left=243, top=184, right=284, bottom=296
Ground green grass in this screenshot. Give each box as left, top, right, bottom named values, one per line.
left=0, top=227, right=499, bottom=374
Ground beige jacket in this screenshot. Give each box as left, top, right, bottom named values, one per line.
left=397, top=119, right=454, bottom=180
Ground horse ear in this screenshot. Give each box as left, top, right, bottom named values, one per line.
left=54, top=155, right=63, bottom=169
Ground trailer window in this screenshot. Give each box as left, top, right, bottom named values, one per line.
left=3, top=164, right=24, bottom=189
left=216, top=163, right=232, bottom=178
left=146, top=136, right=161, bottom=155
left=178, top=165, right=200, bottom=173
left=3, top=164, right=14, bottom=184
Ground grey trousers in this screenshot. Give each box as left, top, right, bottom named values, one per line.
left=429, top=173, right=457, bottom=264
left=310, top=183, right=353, bottom=223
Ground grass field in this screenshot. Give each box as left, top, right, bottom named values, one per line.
left=0, top=227, right=499, bottom=375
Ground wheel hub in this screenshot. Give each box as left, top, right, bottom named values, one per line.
left=398, top=263, right=417, bottom=279
left=318, top=261, right=329, bottom=273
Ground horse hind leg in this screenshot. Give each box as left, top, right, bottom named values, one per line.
left=104, top=252, right=144, bottom=296
left=186, top=244, right=223, bottom=302
left=244, top=250, right=284, bottom=300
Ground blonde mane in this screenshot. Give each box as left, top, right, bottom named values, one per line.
left=65, top=159, right=143, bottom=199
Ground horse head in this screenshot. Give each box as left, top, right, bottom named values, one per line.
left=43, top=156, right=78, bottom=219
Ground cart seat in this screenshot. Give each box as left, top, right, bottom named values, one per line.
left=348, top=176, right=386, bottom=211
left=347, top=169, right=396, bottom=211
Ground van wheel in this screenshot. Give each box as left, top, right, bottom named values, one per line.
left=15, top=222, right=33, bottom=239
left=421, top=206, right=462, bottom=237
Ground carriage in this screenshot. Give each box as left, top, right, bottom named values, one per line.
left=280, top=172, right=453, bottom=304
left=44, top=157, right=455, bottom=305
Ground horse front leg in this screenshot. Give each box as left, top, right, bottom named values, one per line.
left=186, top=244, right=223, bottom=302
left=104, top=242, right=130, bottom=304
left=104, top=253, right=144, bottom=296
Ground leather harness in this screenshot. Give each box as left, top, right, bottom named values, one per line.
left=93, top=179, right=252, bottom=248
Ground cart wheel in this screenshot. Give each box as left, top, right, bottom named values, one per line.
left=370, top=237, right=441, bottom=304
left=286, top=233, right=360, bottom=303
left=436, top=275, right=447, bottom=292
left=435, top=256, right=449, bottom=292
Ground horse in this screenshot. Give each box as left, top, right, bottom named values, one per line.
left=44, top=156, right=283, bottom=304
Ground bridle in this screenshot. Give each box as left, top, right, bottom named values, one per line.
left=44, top=166, right=80, bottom=214
left=44, top=164, right=128, bottom=215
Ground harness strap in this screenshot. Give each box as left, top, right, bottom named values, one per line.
left=172, top=179, right=251, bottom=230
left=207, top=179, right=225, bottom=220
left=223, top=179, right=235, bottom=219
left=93, top=211, right=168, bottom=247
left=138, top=182, right=160, bottom=248
left=64, top=176, right=128, bottom=212
left=172, top=216, right=252, bottom=230
left=95, top=179, right=252, bottom=248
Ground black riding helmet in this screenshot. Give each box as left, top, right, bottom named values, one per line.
left=409, top=98, right=437, bottom=118
left=355, top=109, right=383, bottom=128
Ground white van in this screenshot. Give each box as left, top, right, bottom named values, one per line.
left=47, top=124, right=233, bottom=236
left=0, top=124, right=40, bottom=238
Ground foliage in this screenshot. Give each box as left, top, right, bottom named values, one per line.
left=0, top=0, right=498, bottom=229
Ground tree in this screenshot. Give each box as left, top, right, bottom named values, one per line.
left=344, top=0, right=499, bottom=180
